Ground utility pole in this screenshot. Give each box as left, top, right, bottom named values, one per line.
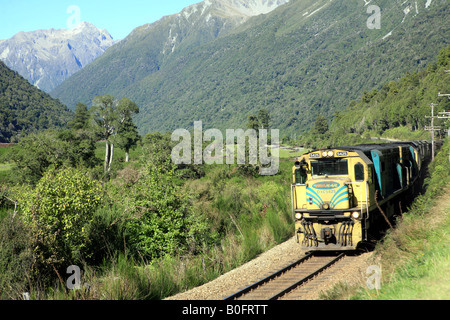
left=424, top=69, right=450, bottom=161
left=437, top=93, right=450, bottom=162
left=425, top=103, right=440, bottom=161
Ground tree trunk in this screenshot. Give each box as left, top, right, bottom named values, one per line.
left=108, top=143, right=114, bottom=172
left=125, top=150, right=129, bottom=163
left=104, top=140, right=110, bottom=173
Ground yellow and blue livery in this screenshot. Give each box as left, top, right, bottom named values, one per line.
left=291, top=141, right=433, bottom=250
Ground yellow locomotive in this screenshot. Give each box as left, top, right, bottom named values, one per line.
left=291, top=141, right=432, bottom=250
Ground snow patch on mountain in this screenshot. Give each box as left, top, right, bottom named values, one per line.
left=178, top=0, right=290, bottom=22
left=211, top=0, right=290, bottom=18
left=162, top=0, right=289, bottom=55
left=382, top=31, right=393, bottom=40
left=306, top=2, right=329, bottom=18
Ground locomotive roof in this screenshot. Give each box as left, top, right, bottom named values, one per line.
left=310, top=141, right=424, bottom=153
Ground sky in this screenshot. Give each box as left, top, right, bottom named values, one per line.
left=0, top=0, right=200, bottom=40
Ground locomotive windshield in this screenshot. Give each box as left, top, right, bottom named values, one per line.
left=311, top=159, right=348, bottom=177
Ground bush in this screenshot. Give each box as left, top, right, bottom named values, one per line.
left=127, top=161, right=211, bottom=260
left=0, top=214, right=34, bottom=299
left=18, top=167, right=103, bottom=279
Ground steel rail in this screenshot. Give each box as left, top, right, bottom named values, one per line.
left=267, top=253, right=345, bottom=300
left=222, top=252, right=314, bottom=301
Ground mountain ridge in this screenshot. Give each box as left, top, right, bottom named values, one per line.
left=51, top=0, right=449, bottom=135
left=51, top=0, right=290, bottom=108
left=0, top=22, right=118, bottom=92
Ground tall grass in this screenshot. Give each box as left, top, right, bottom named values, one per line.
left=1, top=135, right=298, bottom=300
left=24, top=158, right=296, bottom=300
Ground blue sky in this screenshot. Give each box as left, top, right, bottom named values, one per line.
left=0, top=0, right=200, bottom=40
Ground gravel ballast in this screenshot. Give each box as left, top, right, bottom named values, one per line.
left=166, top=237, right=374, bottom=300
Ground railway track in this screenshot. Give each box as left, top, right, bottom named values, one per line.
left=223, top=252, right=347, bottom=300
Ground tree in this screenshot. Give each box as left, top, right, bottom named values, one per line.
left=116, top=118, right=140, bottom=162
left=115, top=98, right=140, bottom=162
left=247, top=114, right=260, bottom=131
left=258, top=108, right=270, bottom=129
left=91, top=95, right=117, bottom=173
left=68, top=103, right=89, bottom=130
left=126, top=161, right=207, bottom=260
left=10, top=129, right=97, bottom=184
left=116, top=97, right=139, bottom=122
left=314, top=114, right=329, bottom=135
left=90, top=95, right=139, bottom=172
left=142, top=132, right=178, bottom=172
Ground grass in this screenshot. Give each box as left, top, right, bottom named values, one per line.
left=381, top=126, right=430, bottom=141
left=277, top=147, right=306, bottom=159
left=0, top=163, right=13, bottom=172
left=367, top=185, right=450, bottom=300
left=383, top=238, right=449, bottom=299
left=0, top=145, right=16, bottom=184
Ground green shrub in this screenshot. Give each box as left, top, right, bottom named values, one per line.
left=18, top=167, right=103, bottom=278
left=127, top=161, right=210, bottom=260
left=0, top=214, right=34, bottom=299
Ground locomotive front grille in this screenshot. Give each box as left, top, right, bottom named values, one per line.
left=298, top=219, right=357, bottom=248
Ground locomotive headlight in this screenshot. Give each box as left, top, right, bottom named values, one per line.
left=327, top=151, right=334, bottom=157
left=295, top=213, right=303, bottom=220
left=352, top=211, right=361, bottom=219
left=322, top=151, right=328, bottom=157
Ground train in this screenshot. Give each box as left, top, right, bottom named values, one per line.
left=291, top=141, right=435, bottom=251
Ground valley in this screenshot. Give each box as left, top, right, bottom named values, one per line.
left=0, top=0, right=448, bottom=303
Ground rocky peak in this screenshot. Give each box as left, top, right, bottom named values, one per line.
left=0, top=22, right=117, bottom=92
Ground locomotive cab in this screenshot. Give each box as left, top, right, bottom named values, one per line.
left=292, top=149, right=371, bottom=250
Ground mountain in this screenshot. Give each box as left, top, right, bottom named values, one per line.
left=0, top=22, right=117, bottom=93
left=51, top=0, right=449, bottom=136
left=0, top=61, right=73, bottom=142
left=51, top=0, right=290, bottom=109
left=330, top=46, right=450, bottom=139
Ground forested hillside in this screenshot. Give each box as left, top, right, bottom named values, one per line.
left=0, top=61, right=72, bottom=142
left=294, top=46, right=450, bottom=148
left=50, top=0, right=289, bottom=114
left=331, top=46, right=450, bottom=140
left=51, top=0, right=449, bottom=136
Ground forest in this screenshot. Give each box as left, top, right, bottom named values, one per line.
left=292, top=46, right=450, bottom=149
left=0, top=61, right=72, bottom=143
left=51, top=0, right=449, bottom=137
